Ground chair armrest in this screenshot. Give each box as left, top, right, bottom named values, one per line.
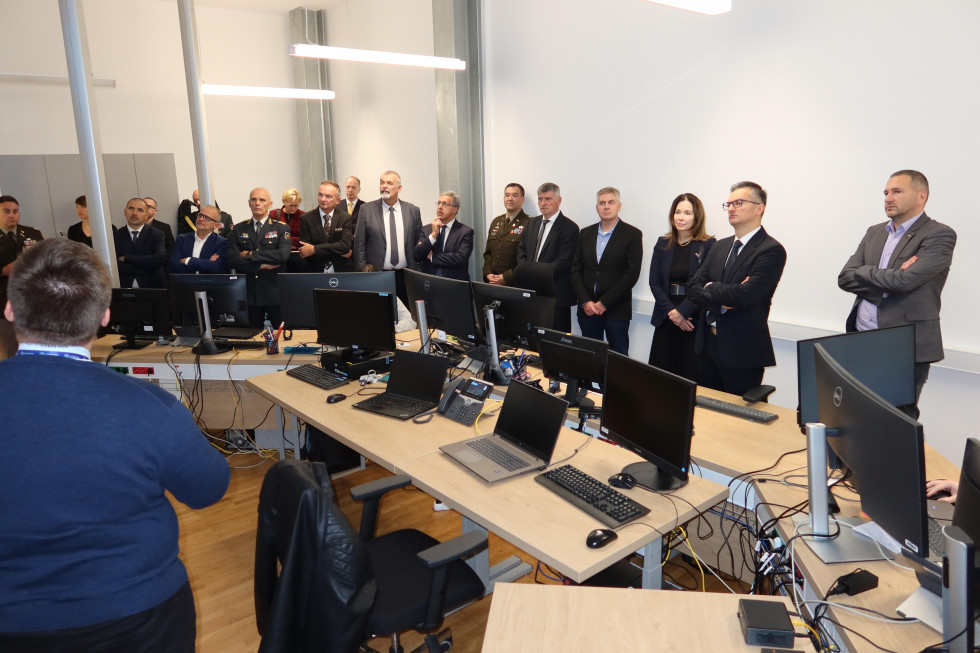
left=417, top=530, right=488, bottom=569
left=350, top=474, right=412, bottom=501
left=351, top=474, right=412, bottom=540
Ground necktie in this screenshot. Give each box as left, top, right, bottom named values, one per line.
left=723, top=239, right=743, bottom=280
left=131, top=230, right=139, bottom=244
left=323, top=213, right=331, bottom=233
left=535, top=219, right=551, bottom=261
left=435, top=225, right=446, bottom=253
left=348, top=201, right=353, bottom=214
left=388, top=207, right=399, bottom=267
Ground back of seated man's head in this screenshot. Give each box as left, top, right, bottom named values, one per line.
left=6, top=238, right=111, bottom=347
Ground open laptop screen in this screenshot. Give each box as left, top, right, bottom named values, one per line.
left=493, top=380, right=568, bottom=462
left=386, top=351, right=449, bottom=402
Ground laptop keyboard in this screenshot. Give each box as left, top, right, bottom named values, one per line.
left=369, top=394, right=432, bottom=413
left=928, top=517, right=945, bottom=557
left=466, top=438, right=530, bottom=472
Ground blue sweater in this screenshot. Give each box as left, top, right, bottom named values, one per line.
left=0, top=354, right=230, bottom=633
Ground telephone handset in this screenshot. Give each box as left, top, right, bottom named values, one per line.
left=438, top=376, right=494, bottom=426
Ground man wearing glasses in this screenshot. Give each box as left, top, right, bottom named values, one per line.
left=687, top=181, right=786, bottom=395
left=168, top=204, right=228, bottom=274
left=415, top=191, right=474, bottom=280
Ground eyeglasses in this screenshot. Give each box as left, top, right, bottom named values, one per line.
left=199, top=214, right=221, bottom=223
left=721, top=199, right=762, bottom=210
left=435, top=201, right=455, bottom=208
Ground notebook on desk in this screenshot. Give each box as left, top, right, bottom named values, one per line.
left=440, top=380, right=569, bottom=483
left=352, top=350, right=450, bottom=420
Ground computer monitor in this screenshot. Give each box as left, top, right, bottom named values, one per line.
left=279, top=271, right=397, bottom=329
left=169, top=274, right=251, bottom=332
left=107, top=288, right=172, bottom=350
left=534, top=327, right=607, bottom=410
left=797, top=325, right=916, bottom=428
left=404, top=269, right=482, bottom=345
left=314, top=289, right=395, bottom=360
left=813, top=343, right=929, bottom=558
left=471, top=281, right=555, bottom=350
left=511, top=261, right=556, bottom=298
left=599, top=352, right=696, bottom=492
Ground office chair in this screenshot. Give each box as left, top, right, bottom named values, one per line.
left=255, top=460, right=488, bottom=653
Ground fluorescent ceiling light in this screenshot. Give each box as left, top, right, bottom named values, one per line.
left=202, top=84, right=335, bottom=100
left=644, top=0, right=731, bottom=15
left=289, top=43, right=466, bottom=71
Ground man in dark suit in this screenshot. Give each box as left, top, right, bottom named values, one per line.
left=570, top=187, right=643, bottom=355
left=353, top=170, right=423, bottom=274
left=517, top=182, right=580, bottom=331
left=838, top=169, right=956, bottom=406
left=483, top=183, right=532, bottom=285
left=0, top=195, right=44, bottom=359
left=227, top=187, right=291, bottom=327
left=688, top=181, right=787, bottom=396
left=298, top=181, right=354, bottom=273
left=143, top=197, right=175, bottom=259
left=114, top=198, right=167, bottom=290
left=168, top=205, right=228, bottom=274
left=344, top=176, right=366, bottom=227
left=415, top=191, right=474, bottom=281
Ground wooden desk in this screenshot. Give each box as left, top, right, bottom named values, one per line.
left=482, top=584, right=795, bottom=652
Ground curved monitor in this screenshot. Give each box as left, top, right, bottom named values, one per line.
left=170, top=274, right=250, bottom=330
left=404, top=269, right=481, bottom=345
left=814, top=343, right=929, bottom=557
left=599, top=352, right=696, bottom=491
left=279, top=271, right=396, bottom=329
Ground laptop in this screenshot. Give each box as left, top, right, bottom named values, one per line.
left=352, top=350, right=450, bottom=420
left=440, top=379, right=569, bottom=483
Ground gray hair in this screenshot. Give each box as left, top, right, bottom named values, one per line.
left=596, top=186, right=621, bottom=202
left=439, top=191, right=460, bottom=208
left=537, top=182, right=561, bottom=198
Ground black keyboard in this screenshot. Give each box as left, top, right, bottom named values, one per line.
left=286, top=364, right=350, bottom=390
left=466, top=438, right=530, bottom=472
left=695, top=395, right=778, bottom=423
left=221, top=339, right=267, bottom=350
left=928, top=517, right=945, bottom=557
left=535, top=464, right=650, bottom=528
left=368, top=394, right=432, bottom=413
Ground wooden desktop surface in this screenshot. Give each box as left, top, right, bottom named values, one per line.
left=482, top=584, right=795, bottom=652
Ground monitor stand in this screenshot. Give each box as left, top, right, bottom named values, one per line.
left=192, top=290, right=232, bottom=355
left=112, top=334, right=154, bottom=350
left=621, top=461, right=686, bottom=492
left=481, top=304, right=510, bottom=386
left=795, top=423, right=892, bottom=564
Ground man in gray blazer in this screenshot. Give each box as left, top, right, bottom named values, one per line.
left=353, top=170, right=423, bottom=272
left=838, top=169, right=956, bottom=407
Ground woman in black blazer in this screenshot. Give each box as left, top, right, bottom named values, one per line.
left=648, top=193, right=715, bottom=382
left=66, top=195, right=93, bottom=248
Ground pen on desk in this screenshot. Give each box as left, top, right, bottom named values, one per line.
left=274, top=322, right=285, bottom=342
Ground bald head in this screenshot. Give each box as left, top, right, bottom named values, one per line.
left=248, top=187, right=272, bottom=219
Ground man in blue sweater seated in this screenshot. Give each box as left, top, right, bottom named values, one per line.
left=0, top=238, right=230, bottom=651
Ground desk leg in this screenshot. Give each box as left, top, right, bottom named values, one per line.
left=275, top=405, right=285, bottom=460
left=640, top=536, right=663, bottom=589
left=461, top=515, right=531, bottom=594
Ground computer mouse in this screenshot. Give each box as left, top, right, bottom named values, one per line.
left=608, top=472, right=637, bottom=490
left=929, top=488, right=952, bottom=500
left=586, top=528, right=618, bottom=549
left=326, top=393, right=346, bottom=404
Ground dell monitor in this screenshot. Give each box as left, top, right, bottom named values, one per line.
left=404, top=269, right=482, bottom=346
left=471, top=281, right=555, bottom=350
left=808, top=343, right=929, bottom=561
left=599, top=352, right=696, bottom=492
left=279, top=271, right=397, bottom=330
left=169, top=274, right=252, bottom=337
left=535, top=327, right=607, bottom=410
left=107, top=288, right=172, bottom=350
left=314, top=289, right=395, bottom=361
left=797, top=325, right=916, bottom=428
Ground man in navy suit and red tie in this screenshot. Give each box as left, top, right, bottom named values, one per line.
left=113, top=198, right=167, bottom=289
left=688, top=181, right=787, bottom=396
left=415, top=191, right=474, bottom=281
left=168, top=205, right=228, bottom=274
left=571, top=187, right=643, bottom=355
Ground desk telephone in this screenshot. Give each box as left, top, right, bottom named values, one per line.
left=437, top=376, right=494, bottom=426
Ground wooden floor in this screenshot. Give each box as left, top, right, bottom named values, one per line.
left=174, top=451, right=747, bottom=653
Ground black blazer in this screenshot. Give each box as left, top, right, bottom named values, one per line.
left=648, top=236, right=715, bottom=327
left=227, top=218, right=292, bottom=306
left=415, top=220, right=475, bottom=281
left=687, top=227, right=786, bottom=368
left=149, top=219, right=176, bottom=258
left=113, top=225, right=167, bottom=289
left=516, top=212, right=579, bottom=308
left=299, top=209, right=355, bottom=272
left=0, top=224, right=44, bottom=305
left=570, top=220, right=643, bottom=321
left=345, top=198, right=365, bottom=226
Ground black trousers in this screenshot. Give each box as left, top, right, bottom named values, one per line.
left=697, top=330, right=764, bottom=397
left=0, top=582, right=196, bottom=653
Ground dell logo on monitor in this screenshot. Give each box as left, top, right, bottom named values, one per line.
left=424, top=280, right=431, bottom=291
left=833, top=386, right=843, bottom=407
left=328, top=278, right=340, bottom=288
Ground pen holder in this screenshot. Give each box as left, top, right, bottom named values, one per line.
left=266, top=339, right=279, bottom=355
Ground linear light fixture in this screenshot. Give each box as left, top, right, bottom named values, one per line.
left=289, top=43, right=466, bottom=71
left=644, top=0, right=731, bottom=15
left=202, top=84, right=335, bottom=100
